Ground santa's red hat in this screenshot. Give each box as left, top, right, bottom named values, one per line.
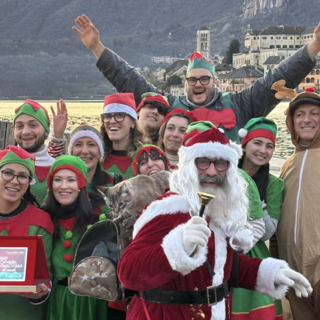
left=179, top=127, right=242, bottom=167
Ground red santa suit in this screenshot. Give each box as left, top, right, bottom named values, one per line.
left=118, top=192, right=289, bottom=320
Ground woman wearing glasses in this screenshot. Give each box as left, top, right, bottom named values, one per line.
left=131, top=144, right=170, bottom=176
left=231, top=117, right=285, bottom=320
left=101, top=92, right=149, bottom=179
left=157, top=109, right=196, bottom=166
left=0, top=146, right=53, bottom=320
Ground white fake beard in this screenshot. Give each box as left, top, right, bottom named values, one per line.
left=200, top=184, right=230, bottom=226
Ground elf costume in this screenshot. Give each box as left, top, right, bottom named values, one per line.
left=231, top=118, right=285, bottom=320
left=0, top=146, right=54, bottom=320
left=96, top=44, right=316, bottom=142
left=13, top=99, right=61, bottom=204
left=102, top=93, right=138, bottom=179
left=46, top=156, right=108, bottom=320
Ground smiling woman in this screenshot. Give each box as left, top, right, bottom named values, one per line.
left=42, top=155, right=108, bottom=320
left=157, top=108, right=196, bottom=166
left=0, top=146, right=53, bottom=320
left=231, top=117, right=285, bottom=320
left=68, top=123, right=120, bottom=214
left=100, top=93, right=150, bottom=179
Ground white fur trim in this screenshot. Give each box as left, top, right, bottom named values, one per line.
left=255, top=258, right=289, bottom=299
left=133, top=195, right=190, bottom=239
left=178, top=142, right=242, bottom=167
left=161, top=224, right=207, bottom=275
left=209, top=224, right=228, bottom=320
left=238, top=128, right=248, bottom=138
left=103, top=103, right=137, bottom=120
left=68, top=130, right=105, bottom=159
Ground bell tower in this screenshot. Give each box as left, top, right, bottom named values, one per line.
left=197, top=26, right=210, bottom=58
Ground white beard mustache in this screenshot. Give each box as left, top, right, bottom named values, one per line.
left=200, top=184, right=230, bottom=225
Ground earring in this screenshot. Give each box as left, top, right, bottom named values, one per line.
left=78, top=189, right=81, bottom=193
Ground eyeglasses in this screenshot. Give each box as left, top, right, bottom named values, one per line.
left=195, top=158, right=229, bottom=172
left=1, top=170, right=31, bottom=185
left=101, top=113, right=126, bottom=123
left=186, top=76, right=213, bottom=86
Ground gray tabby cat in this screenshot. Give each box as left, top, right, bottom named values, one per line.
left=99, top=171, right=171, bottom=228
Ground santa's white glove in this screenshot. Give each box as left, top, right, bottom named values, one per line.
left=182, top=216, right=211, bottom=256
left=274, top=268, right=313, bottom=298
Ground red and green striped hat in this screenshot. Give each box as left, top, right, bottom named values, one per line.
left=238, top=117, right=277, bottom=146
left=47, top=155, right=88, bottom=193
left=137, top=92, right=169, bottom=112
left=0, top=146, right=35, bottom=176
left=13, top=99, right=50, bottom=132
left=131, top=144, right=170, bottom=175
left=182, top=120, right=216, bottom=145
left=68, top=123, right=105, bottom=160
left=187, top=52, right=215, bottom=76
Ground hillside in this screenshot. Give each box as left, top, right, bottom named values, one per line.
left=0, top=0, right=319, bottom=98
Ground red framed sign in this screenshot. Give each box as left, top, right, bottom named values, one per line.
left=0, top=236, right=50, bottom=293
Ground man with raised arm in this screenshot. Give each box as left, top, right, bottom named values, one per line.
left=73, top=15, right=320, bottom=142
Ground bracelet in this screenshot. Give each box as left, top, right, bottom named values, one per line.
left=51, top=135, right=66, bottom=143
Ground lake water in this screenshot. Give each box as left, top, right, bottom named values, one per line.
left=0, top=100, right=293, bottom=158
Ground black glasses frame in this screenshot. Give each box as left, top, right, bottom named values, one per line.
left=186, top=76, right=214, bottom=86
left=1, top=170, right=32, bottom=185
left=195, top=158, right=230, bottom=172
left=101, top=113, right=127, bottom=123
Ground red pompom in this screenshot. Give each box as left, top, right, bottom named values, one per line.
left=63, top=240, right=72, bottom=248
left=305, top=87, right=315, bottom=93
left=64, top=254, right=73, bottom=262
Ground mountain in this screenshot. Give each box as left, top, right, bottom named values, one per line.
left=0, top=0, right=319, bottom=99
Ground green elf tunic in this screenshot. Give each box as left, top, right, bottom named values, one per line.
left=103, top=151, right=134, bottom=180
left=0, top=201, right=53, bottom=320
left=48, top=216, right=108, bottom=320
left=231, top=173, right=285, bottom=320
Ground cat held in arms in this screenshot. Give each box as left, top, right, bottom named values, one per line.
left=99, top=171, right=171, bottom=228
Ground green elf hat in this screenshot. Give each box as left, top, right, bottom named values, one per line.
left=13, top=99, right=51, bottom=133
left=136, top=92, right=170, bottom=112
left=0, top=146, right=35, bottom=177
left=131, top=144, right=170, bottom=175
left=68, top=123, right=105, bottom=160
left=187, top=52, right=215, bottom=76
left=238, top=117, right=277, bottom=146
left=182, top=120, right=216, bottom=145
left=47, top=155, right=88, bottom=193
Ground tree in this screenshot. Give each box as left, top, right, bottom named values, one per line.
left=224, top=39, right=241, bottom=65
left=165, top=74, right=182, bottom=88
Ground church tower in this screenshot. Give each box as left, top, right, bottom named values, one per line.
left=197, top=26, right=210, bottom=58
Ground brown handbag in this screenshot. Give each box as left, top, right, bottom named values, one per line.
left=69, top=219, right=132, bottom=301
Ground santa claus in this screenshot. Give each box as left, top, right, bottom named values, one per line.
left=118, top=127, right=312, bottom=320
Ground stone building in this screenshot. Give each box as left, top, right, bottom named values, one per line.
left=233, top=25, right=315, bottom=69
left=197, top=26, right=210, bottom=58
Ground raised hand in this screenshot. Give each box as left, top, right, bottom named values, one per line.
left=307, top=21, right=320, bottom=59
left=72, top=14, right=105, bottom=59
left=51, top=99, right=68, bottom=139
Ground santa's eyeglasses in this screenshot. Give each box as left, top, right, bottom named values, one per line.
left=195, top=158, right=229, bottom=172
